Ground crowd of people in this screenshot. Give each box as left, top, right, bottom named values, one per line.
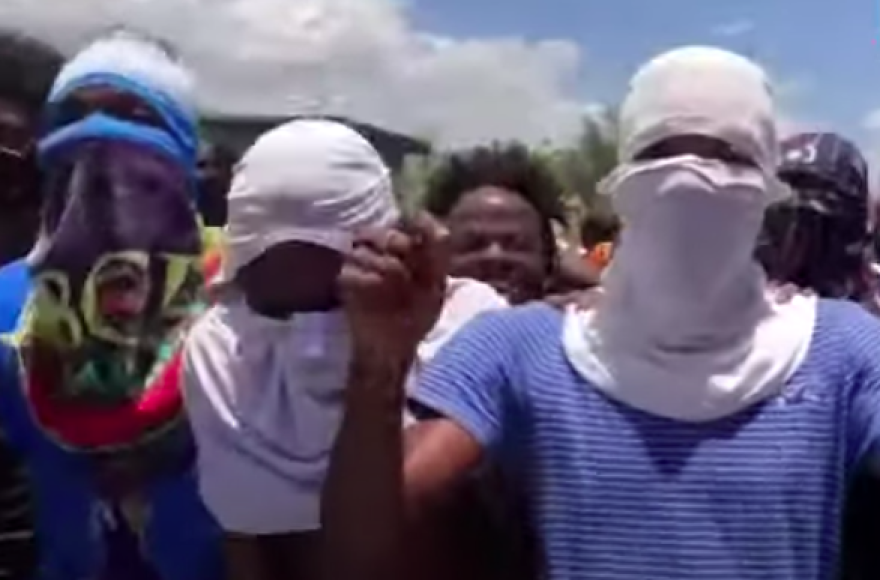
left=0, top=24, right=878, bottom=580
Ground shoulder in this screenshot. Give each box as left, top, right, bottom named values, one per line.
left=181, top=304, right=241, bottom=411
left=445, top=277, right=508, bottom=312
left=480, top=300, right=561, bottom=335
left=438, top=300, right=562, bottom=360
left=422, top=278, right=507, bottom=353
left=183, top=303, right=236, bottom=368
left=813, top=298, right=880, bottom=372
left=815, top=298, right=880, bottom=347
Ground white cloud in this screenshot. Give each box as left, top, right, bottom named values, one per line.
left=0, top=0, right=592, bottom=148
left=711, top=19, right=755, bottom=38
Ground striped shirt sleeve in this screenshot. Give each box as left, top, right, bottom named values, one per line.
left=410, top=309, right=516, bottom=452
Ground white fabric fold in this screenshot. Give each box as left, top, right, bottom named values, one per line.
left=184, top=278, right=506, bottom=533
left=215, top=119, right=398, bottom=286
left=618, top=46, right=779, bottom=176
left=562, top=288, right=816, bottom=422
left=561, top=46, right=816, bottom=422
left=183, top=114, right=506, bottom=534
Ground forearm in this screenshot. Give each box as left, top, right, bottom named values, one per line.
left=322, top=352, right=410, bottom=580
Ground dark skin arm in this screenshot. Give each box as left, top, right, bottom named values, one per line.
left=321, top=354, right=407, bottom=580
left=323, top=214, right=484, bottom=580
left=321, top=351, right=483, bottom=580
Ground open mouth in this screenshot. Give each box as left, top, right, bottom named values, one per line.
left=94, top=260, right=151, bottom=324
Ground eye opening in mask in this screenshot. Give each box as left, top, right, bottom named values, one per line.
left=634, top=135, right=758, bottom=169
left=49, top=86, right=170, bottom=134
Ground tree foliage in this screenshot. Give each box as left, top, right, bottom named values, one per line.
left=395, top=108, right=621, bottom=236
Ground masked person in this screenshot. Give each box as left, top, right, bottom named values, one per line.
left=325, top=46, right=880, bottom=580
left=182, top=119, right=505, bottom=580
left=757, top=132, right=880, bottom=580
left=0, top=29, right=223, bottom=580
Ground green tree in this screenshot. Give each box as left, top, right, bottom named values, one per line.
left=539, top=109, right=620, bottom=238
left=393, top=152, right=439, bottom=211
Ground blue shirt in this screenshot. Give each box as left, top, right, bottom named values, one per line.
left=0, top=343, right=223, bottom=580
left=412, top=300, right=880, bottom=580
left=0, top=259, right=30, bottom=333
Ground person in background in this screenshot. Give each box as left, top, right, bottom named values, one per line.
left=183, top=119, right=504, bottom=580
left=758, top=132, right=873, bottom=301
left=423, top=143, right=589, bottom=305
left=0, top=29, right=223, bottom=580
left=415, top=143, right=594, bottom=580
left=325, top=45, right=880, bottom=580
left=550, top=219, right=601, bottom=294
left=197, top=141, right=236, bottom=227
left=580, top=212, right=620, bottom=273
left=756, top=131, right=879, bottom=580
left=0, top=31, right=63, bottom=333
left=0, top=28, right=62, bottom=580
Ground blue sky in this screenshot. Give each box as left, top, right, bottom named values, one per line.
left=412, top=0, right=880, bottom=147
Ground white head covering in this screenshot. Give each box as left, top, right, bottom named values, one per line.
left=618, top=46, right=779, bottom=177
left=215, top=118, right=398, bottom=285
left=562, top=46, right=816, bottom=422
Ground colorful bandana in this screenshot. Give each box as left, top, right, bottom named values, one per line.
left=13, top=35, right=208, bottom=464
left=20, top=120, right=204, bottom=457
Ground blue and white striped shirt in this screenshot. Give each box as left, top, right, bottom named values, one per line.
left=413, top=299, right=880, bottom=580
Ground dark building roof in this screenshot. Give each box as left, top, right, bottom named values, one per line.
left=201, top=114, right=430, bottom=171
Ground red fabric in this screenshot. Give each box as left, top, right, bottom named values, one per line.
left=202, top=248, right=222, bottom=283
left=28, top=350, right=184, bottom=448
left=25, top=249, right=222, bottom=449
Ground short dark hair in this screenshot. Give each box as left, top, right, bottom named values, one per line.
left=422, top=143, right=567, bottom=271
left=757, top=202, right=869, bottom=300
left=0, top=29, right=63, bottom=114
left=580, top=212, right=620, bottom=248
